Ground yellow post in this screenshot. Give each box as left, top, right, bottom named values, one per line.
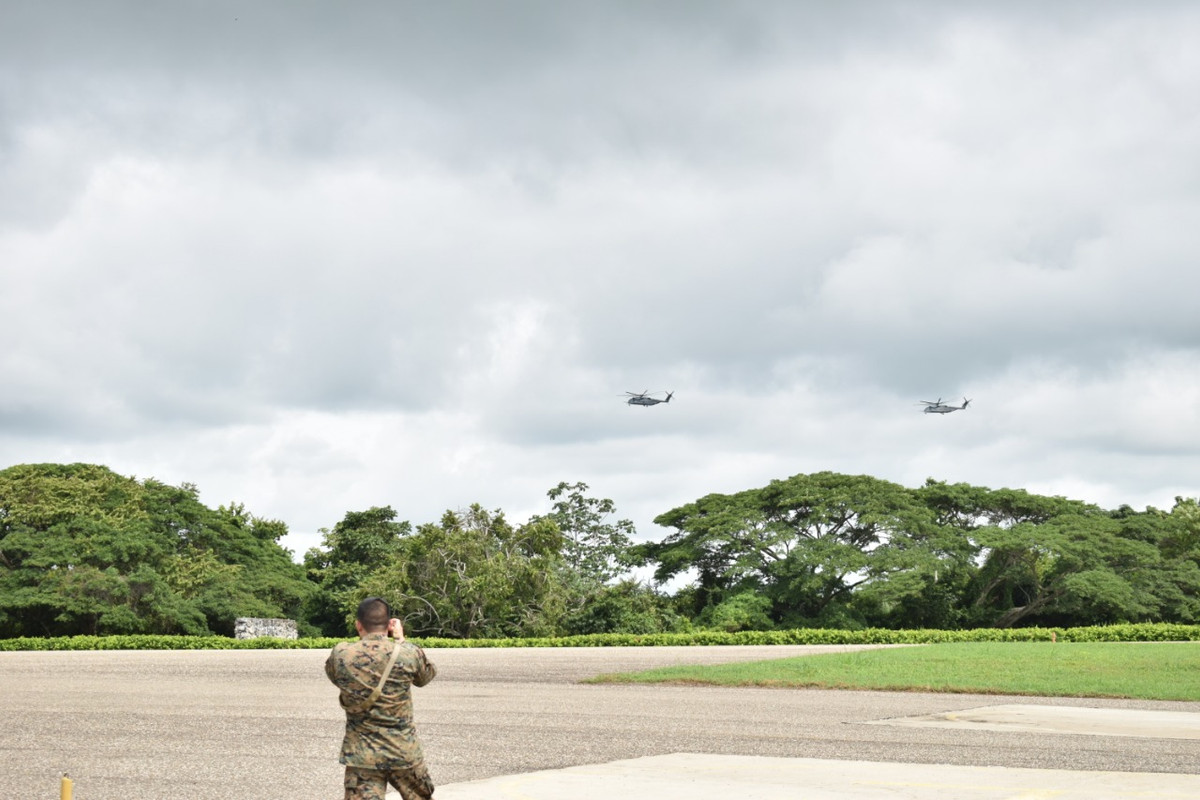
left=61, top=773, right=73, bottom=800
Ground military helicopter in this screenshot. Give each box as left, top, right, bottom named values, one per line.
left=624, top=390, right=674, bottom=407
left=919, top=397, right=971, bottom=414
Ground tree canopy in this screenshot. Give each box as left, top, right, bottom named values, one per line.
left=0, top=463, right=311, bottom=636
left=303, top=485, right=679, bottom=638
left=2, top=463, right=1196, bottom=638
left=639, top=473, right=1200, bottom=631
left=303, top=505, right=410, bottom=636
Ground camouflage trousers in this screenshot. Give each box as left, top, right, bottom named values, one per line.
left=343, top=762, right=435, bottom=800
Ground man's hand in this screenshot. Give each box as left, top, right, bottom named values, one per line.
left=387, top=617, right=405, bottom=642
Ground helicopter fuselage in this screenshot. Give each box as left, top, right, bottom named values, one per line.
left=626, top=391, right=673, bottom=406
left=923, top=405, right=960, bottom=413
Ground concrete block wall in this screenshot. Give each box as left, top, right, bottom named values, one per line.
left=234, top=617, right=299, bottom=640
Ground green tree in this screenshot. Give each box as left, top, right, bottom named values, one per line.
left=560, top=580, right=684, bottom=635
left=756, top=472, right=938, bottom=627
left=968, top=513, right=1160, bottom=627
left=641, top=474, right=1188, bottom=631
left=1162, top=497, right=1200, bottom=565
left=539, top=482, right=636, bottom=585
left=916, top=482, right=1173, bottom=628
left=0, top=463, right=310, bottom=637
left=1105, top=500, right=1200, bottom=624
left=359, top=505, right=567, bottom=638
left=528, top=481, right=646, bottom=633
left=302, top=506, right=410, bottom=636
left=639, top=472, right=937, bottom=629
left=704, top=591, right=774, bottom=632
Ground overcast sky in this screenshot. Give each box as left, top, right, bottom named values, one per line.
left=2, top=1, right=1198, bottom=562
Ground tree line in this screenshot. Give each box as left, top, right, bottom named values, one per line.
left=1, top=463, right=1196, bottom=638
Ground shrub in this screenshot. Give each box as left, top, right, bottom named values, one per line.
left=2, top=623, right=1197, bottom=651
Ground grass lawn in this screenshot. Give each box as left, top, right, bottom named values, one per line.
left=585, top=642, right=1200, bottom=701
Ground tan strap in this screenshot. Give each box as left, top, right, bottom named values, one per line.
left=346, top=641, right=404, bottom=714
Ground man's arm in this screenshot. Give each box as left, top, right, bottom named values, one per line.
left=325, top=643, right=345, bottom=686
left=390, top=617, right=436, bottom=687
left=411, top=648, right=437, bottom=687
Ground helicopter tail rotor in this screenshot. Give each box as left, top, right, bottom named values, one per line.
left=665, top=391, right=674, bottom=403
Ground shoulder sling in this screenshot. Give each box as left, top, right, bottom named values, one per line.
left=346, top=641, right=405, bottom=714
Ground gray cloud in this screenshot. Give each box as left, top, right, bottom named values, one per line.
left=2, top=1, right=1198, bottom=554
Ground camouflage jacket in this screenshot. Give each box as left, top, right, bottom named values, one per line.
left=325, top=633, right=437, bottom=768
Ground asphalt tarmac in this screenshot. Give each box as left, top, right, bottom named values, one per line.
left=1, top=644, right=1197, bottom=799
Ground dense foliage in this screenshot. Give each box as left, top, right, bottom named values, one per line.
left=0, top=464, right=312, bottom=637
left=2, top=464, right=1197, bottom=640
left=2, top=622, right=1196, bottom=651
left=303, top=483, right=680, bottom=638
left=640, top=473, right=1200, bottom=631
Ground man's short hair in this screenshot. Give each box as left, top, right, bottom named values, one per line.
left=356, top=597, right=390, bottom=631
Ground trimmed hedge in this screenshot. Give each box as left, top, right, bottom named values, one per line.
left=1, top=623, right=1197, bottom=651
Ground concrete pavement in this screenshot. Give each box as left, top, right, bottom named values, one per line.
left=427, top=696, right=1200, bottom=799
left=436, top=753, right=1200, bottom=799
left=871, top=703, right=1200, bottom=740
left=2, top=646, right=1198, bottom=799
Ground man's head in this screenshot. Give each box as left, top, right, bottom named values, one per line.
left=355, top=597, right=390, bottom=634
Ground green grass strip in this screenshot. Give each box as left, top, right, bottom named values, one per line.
left=586, top=642, right=1200, bottom=701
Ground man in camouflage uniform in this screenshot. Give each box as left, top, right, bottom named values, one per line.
left=326, top=597, right=438, bottom=800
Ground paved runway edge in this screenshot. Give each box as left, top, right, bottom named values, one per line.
left=434, top=753, right=1200, bottom=800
